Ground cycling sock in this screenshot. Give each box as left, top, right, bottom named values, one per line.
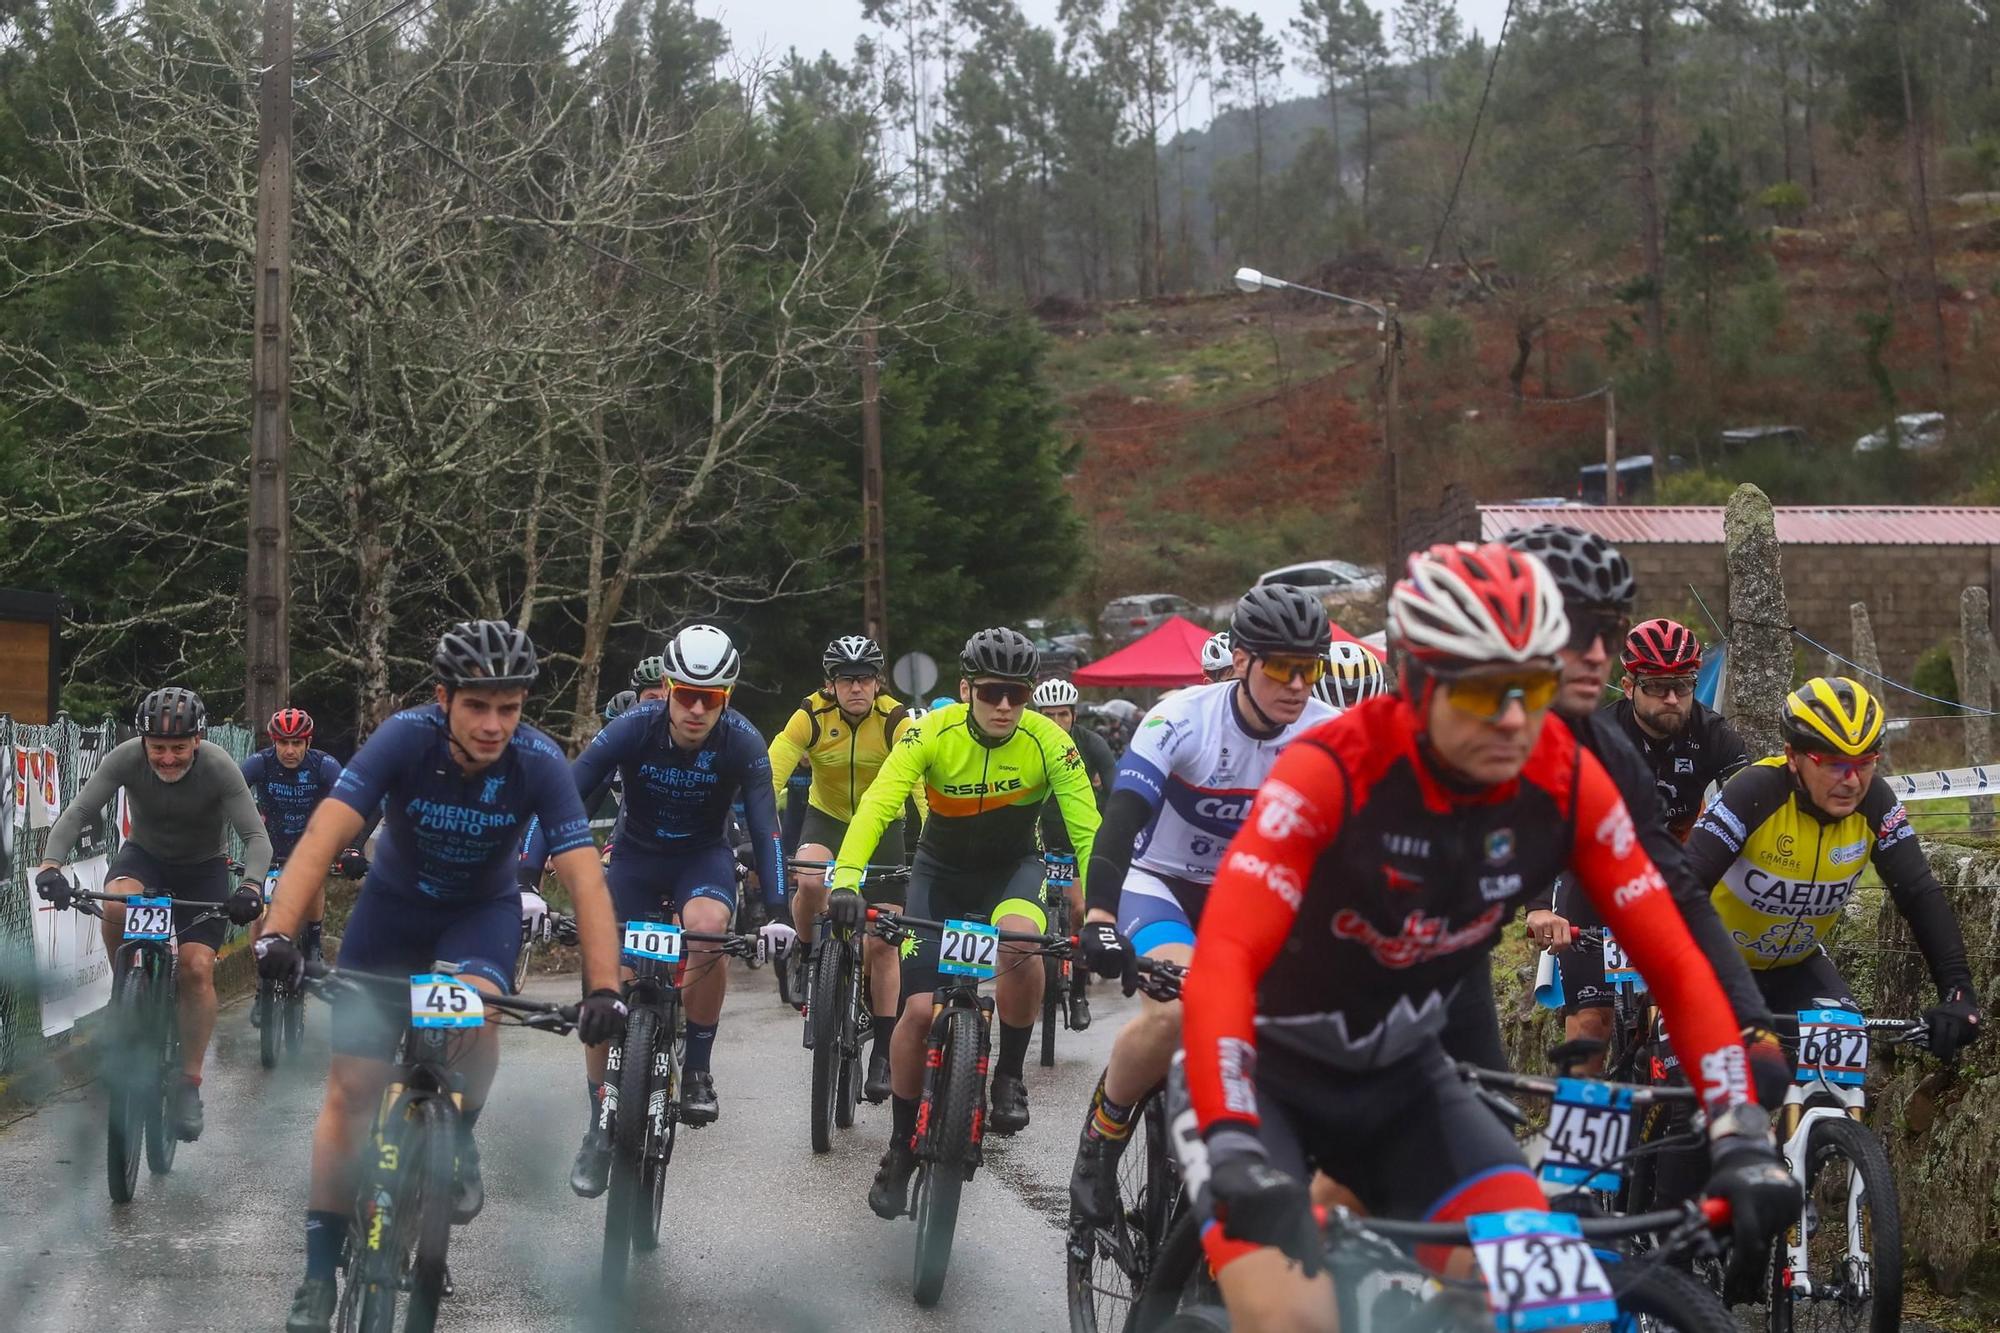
left=684, top=1021, right=719, bottom=1073
left=1089, top=1093, right=1136, bottom=1143
left=996, top=1021, right=1032, bottom=1079
left=587, top=1080, right=604, bottom=1124
left=305, top=1210, right=348, bottom=1282
left=871, top=1016, right=896, bottom=1049
left=892, top=1094, right=918, bottom=1147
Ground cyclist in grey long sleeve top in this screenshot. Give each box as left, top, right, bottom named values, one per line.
left=35, top=688, right=271, bottom=1142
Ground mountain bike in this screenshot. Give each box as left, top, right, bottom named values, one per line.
left=868, top=907, right=1075, bottom=1307
left=301, top=963, right=581, bottom=1333
left=67, top=887, right=229, bottom=1204
left=1041, top=852, right=1080, bottom=1068
left=593, top=914, right=771, bottom=1294
left=1062, top=956, right=1188, bottom=1333
left=1761, top=1012, right=1926, bottom=1333
left=254, top=855, right=363, bottom=1068
left=792, top=862, right=911, bottom=1155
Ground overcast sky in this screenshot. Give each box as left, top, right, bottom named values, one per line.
left=705, top=0, right=1515, bottom=126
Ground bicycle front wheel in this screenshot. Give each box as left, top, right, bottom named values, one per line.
left=1067, top=1088, right=1175, bottom=1333
left=834, top=945, right=863, bottom=1130
left=1609, top=1258, right=1737, bottom=1332
left=282, top=988, right=307, bottom=1059
left=1774, top=1114, right=1901, bottom=1333
left=809, top=941, right=847, bottom=1153
left=402, top=1096, right=458, bottom=1333
left=144, top=966, right=180, bottom=1175
left=604, top=1003, right=665, bottom=1290
left=912, top=1006, right=982, bottom=1308
left=104, top=963, right=149, bottom=1203
left=1130, top=1210, right=1218, bottom=1332
left=258, top=980, right=280, bottom=1069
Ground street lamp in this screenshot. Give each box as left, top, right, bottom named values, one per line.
left=1234, top=261, right=1402, bottom=577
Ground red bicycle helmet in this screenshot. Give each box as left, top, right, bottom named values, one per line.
left=269, top=707, right=314, bottom=740
left=1622, top=618, right=1701, bottom=676
left=1388, top=542, right=1568, bottom=674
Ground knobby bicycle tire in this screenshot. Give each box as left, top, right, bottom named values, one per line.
left=259, top=981, right=280, bottom=1069
left=1042, top=953, right=1062, bottom=1068
left=144, top=959, right=180, bottom=1175
left=809, top=941, right=847, bottom=1154
left=834, top=944, right=864, bottom=1130
left=912, top=1006, right=982, bottom=1308
left=604, top=1003, right=665, bottom=1291
left=1610, top=1258, right=1737, bottom=1333
left=402, top=1096, right=457, bottom=1333
left=640, top=995, right=678, bottom=1252
left=348, top=1092, right=423, bottom=1333
left=1772, top=1114, right=1902, bottom=1333
left=105, top=962, right=149, bottom=1203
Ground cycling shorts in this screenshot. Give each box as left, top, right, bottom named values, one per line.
left=606, top=842, right=738, bottom=921
left=796, top=808, right=906, bottom=904
left=1753, top=949, right=1859, bottom=1033
left=1116, top=868, right=1207, bottom=957
left=107, top=842, right=231, bottom=953
left=898, top=849, right=1048, bottom=996
left=1193, top=1042, right=1543, bottom=1274
left=331, top=889, right=520, bottom=1059
left=1549, top=875, right=1615, bottom=1013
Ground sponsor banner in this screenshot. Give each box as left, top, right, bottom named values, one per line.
left=1887, top=765, right=2000, bottom=803
left=35, top=853, right=115, bottom=1036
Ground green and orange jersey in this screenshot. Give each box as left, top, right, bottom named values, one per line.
left=831, top=702, right=1099, bottom=892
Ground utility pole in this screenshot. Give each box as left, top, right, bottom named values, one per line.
left=1604, top=386, right=1619, bottom=504
left=245, top=0, right=294, bottom=732
left=860, top=320, right=889, bottom=653
left=1380, top=301, right=1404, bottom=575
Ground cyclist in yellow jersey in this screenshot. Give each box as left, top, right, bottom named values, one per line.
left=1686, top=677, right=1980, bottom=1057
left=771, top=635, right=916, bottom=1099
left=828, top=627, right=1102, bottom=1218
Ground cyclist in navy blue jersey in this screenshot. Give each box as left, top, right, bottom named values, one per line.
left=255, top=621, right=626, bottom=1333
left=241, top=707, right=371, bottom=975
left=563, top=624, right=788, bottom=1196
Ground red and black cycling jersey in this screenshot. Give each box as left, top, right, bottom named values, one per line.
left=1604, top=697, right=1750, bottom=841
left=1183, top=695, right=1754, bottom=1139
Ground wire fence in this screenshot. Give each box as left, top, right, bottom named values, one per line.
left=1, top=714, right=254, bottom=1077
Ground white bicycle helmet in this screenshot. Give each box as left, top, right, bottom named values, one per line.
left=1315, top=641, right=1388, bottom=709
left=1032, top=678, right=1080, bottom=709
left=1388, top=543, right=1568, bottom=673
left=662, top=624, right=741, bottom=689
left=1200, top=631, right=1233, bottom=676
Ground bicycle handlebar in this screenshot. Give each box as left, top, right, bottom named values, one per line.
left=866, top=908, right=1073, bottom=953
left=1324, top=1195, right=1730, bottom=1247
left=70, top=888, right=231, bottom=925
left=300, top=961, right=582, bottom=1031
left=1457, top=1062, right=1699, bottom=1107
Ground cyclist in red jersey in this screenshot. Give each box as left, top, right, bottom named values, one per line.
left=1178, top=542, right=1798, bottom=1333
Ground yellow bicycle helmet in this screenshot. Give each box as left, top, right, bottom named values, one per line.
left=1782, top=677, right=1883, bottom=756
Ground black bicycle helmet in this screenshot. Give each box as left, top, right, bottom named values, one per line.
left=136, top=687, right=206, bottom=738
left=1230, top=584, right=1330, bottom=655
left=1500, top=525, right=1635, bottom=610
left=959, top=627, right=1040, bottom=681
left=433, top=619, right=539, bottom=688
left=823, top=635, right=885, bottom=677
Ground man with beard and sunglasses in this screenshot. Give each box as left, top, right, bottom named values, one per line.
left=1610, top=618, right=1750, bottom=840
left=827, top=627, right=1103, bottom=1219
left=559, top=624, right=789, bottom=1196
left=1064, top=584, right=1334, bottom=1232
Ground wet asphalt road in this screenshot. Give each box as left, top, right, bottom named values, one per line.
left=0, top=958, right=1123, bottom=1332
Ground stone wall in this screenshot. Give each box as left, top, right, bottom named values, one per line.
left=1622, top=542, right=1996, bottom=677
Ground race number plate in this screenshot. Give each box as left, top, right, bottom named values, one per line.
left=123, top=896, right=173, bottom=941
left=1601, top=931, right=1644, bottom=991
left=622, top=921, right=683, bottom=964
left=1467, top=1209, right=1619, bottom=1331
left=409, top=974, right=485, bottom=1028
left=1045, top=855, right=1077, bottom=890
left=1796, top=1008, right=1868, bottom=1086
left=938, top=919, right=1000, bottom=979
left=263, top=867, right=282, bottom=905
left=1537, top=1078, right=1633, bottom=1192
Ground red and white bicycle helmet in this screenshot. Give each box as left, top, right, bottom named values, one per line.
left=1623, top=617, right=1702, bottom=676
left=269, top=707, right=314, bottom=741
left=1388, top=542, right=1568, bottom=676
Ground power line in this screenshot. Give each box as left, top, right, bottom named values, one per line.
left=1791, top=627, right=2000, bottom=717
left=1422, top=0, right=1517, bottom=270
left=295, top=0, right=429, bottom=69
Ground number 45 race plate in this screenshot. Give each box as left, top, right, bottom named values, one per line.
left=409, top=974, right=485, bottom=1028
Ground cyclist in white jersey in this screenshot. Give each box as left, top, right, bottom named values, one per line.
left=1068, top=585, right=1335, bottom=1222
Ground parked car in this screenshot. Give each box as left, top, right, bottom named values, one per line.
left=1853, top=412, right=1946, bottom=453
left=1575, top=453, right=1686, bottom=504
left=1097, top=593, right=1204, bottom=646
left=1253, top=560, right=1386, bottom=614
left=1025, top=617, right=1094, bottom=671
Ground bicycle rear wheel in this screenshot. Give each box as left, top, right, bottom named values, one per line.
left=1772, top=1114, right=1901, bottom=1333
left=809, top=941, right=847, bottom=1153
left=104, top=963, right=148, bottom=1203
left=144, top=965, right=180, bottom=1175
left=259, top=980, right=280, bottom=1069
left=911, top=1006, right=981, bottom=1308
left=1068, top=1090, right=1175, bottom=1333
left=604, top=1004, right=664, bottom=1290
left=403, top=1097, right=458, bottom=1333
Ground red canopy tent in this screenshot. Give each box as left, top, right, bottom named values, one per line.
left=1073, top=615, right=1211, bottom=689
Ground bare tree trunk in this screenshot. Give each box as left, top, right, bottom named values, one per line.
left=1804, top=52, right=1819, bottom=197
left=1896, top=0, right=1953, bottom=407
left=1636, top=4, right=1667, bottom=450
